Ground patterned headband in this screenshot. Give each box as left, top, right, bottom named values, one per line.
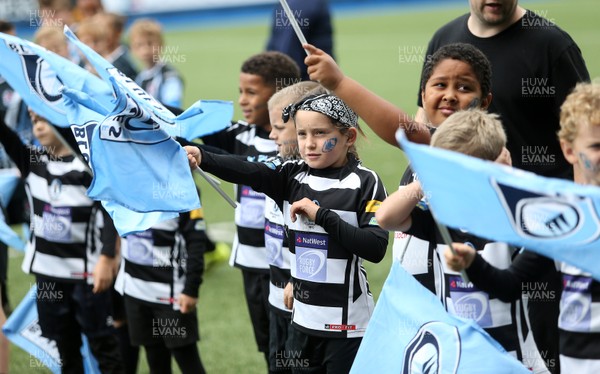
left=281, top=94, right=359, bottom=128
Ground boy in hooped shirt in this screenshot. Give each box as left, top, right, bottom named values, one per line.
left=200, top=51, right=300, bottom=365
left=445, top=82, right=600, bottom=373
left=376, top=109, right=548, bottom=372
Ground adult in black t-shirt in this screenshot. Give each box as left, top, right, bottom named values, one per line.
left=415, top=2, right=589, bottom=373
left=417, top=3, right=589, bottom=179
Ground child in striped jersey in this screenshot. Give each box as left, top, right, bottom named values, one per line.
left=307, top=41, right=551, bottom=371
left=197, top=51, right=300, bottom=366
left=265, top=81, right=324, bottom=373
left=377, top=109, right=548, bottom=372
left=186, top=94, right=388, bottom=373
left=0, top=113, right=124, bottom=373
left=115, top=207, right=208, bottom=374
left=445, top=82, right=600, bottom=373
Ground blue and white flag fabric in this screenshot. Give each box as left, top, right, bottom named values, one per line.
left=0, top=210, right=25, bottom=250
left=101, top=201, right=178, bottom=237
left=0, top=169, right=25, bottom=250
left=351, top=262, right=530, bottom=373
left=63, top=91, right=181, bottom=236
left=397, top=131, right=600, bottom=282
left=0, top=168, right=20, bottom=208
left=63, top=26, right=233, bottom=140
left=65, top=82, right=200, bottom=214
left=3, top=286, right=100, bottom=373
left=0, top=32, right=112, bottom=127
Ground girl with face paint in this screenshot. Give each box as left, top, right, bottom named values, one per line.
left=186, top=94, right=388, bottom=372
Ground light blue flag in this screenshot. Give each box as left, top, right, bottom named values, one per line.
left=72, top=81, right=200, bottom=213
left=0, top=169, right=19, bottom=207
left=101, top=201, right=178, bottom=237
left=63, top=26, right=233, bottom=140
left=3, top=286, right=100, bottom=373
left=351, top=262, right=530, bottom=373
left=397, top=131, right=600, bottom=281
left=0, top=32, right=112, bottom=127
left=0, top=211, right=25, bottom=250
left=0, top=170, right=25, bottom=250
left=63, top=91, right=182, bottom=235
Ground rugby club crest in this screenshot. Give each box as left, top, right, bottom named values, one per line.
left=492, top=180, right=600, bottom=244
left=402, top=322, right=460, bottom=374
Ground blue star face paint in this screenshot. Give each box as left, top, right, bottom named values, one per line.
left=322, top=137, right=338, bottom=153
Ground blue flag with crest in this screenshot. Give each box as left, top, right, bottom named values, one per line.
left=0, top=32, right=112, bottom=127
left=63, top=26, right=233, bottom=140
left=351, top=262, right=530, bottom=373
left=62, top=89, right=181, bottom=236
left=397, top=131, right=600, bottom=281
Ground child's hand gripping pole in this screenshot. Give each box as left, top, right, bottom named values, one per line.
left=279, top=0, right=310, bottom=56
left=434, top=219, right=471, bottom=283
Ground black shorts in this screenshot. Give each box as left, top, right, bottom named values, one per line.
left=241, top=269, right=270, bottom=352
left=287, top=325, right=362, bottom=374
left=36, top=276, right=115, bottom=341
left=123, top=296, right=199, bottom=349
left=269, top=309, right=293, bottom=372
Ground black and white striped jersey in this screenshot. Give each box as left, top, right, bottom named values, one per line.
left=557, top=263, right=600, bottom=373
left=404, top=202, right=549, bottom=373
left=265, top=193, right=292, bottom=315
left=135, top=62, right=183, bottom=108
left=202, top=121, right=277, bottom=272
left=200, top=152, right=388, bottom=338
left=115, top=209, right=207, bottom=311
left=0, top=120, right=115, bottom=283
